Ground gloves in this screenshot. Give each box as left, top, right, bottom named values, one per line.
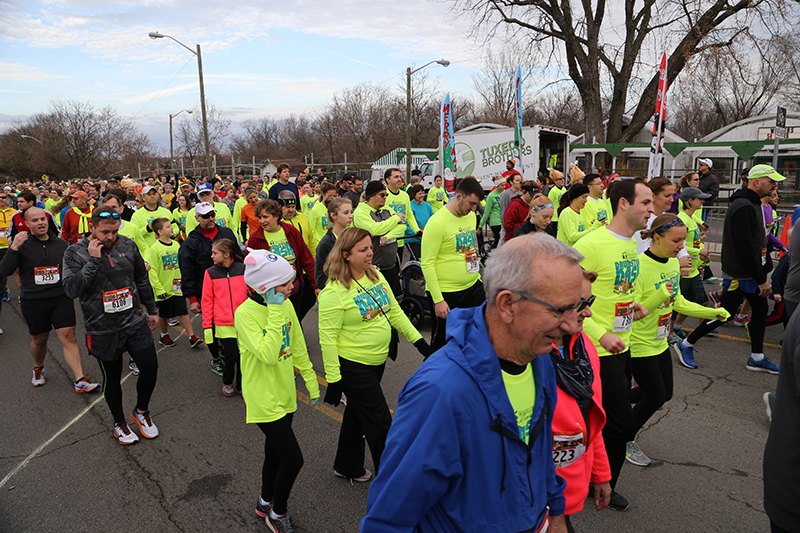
left=157, top=293, right=168, bottom=300
left=264, top=288, right=285, bottom=306
left=204, top=328, right=214, bottom=344
left=311, top=396, right=320, bottom=407
left=414, top=339, right=433, bottom=360
left=324, top=380, right=344, bottom=407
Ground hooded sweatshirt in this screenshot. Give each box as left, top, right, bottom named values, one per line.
left=362, top=304, right=565, bottom=532
left=721, top=188, right=767, bottom=284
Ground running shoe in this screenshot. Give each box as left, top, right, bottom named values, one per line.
left=1, top=287, right=8, bottom=301
left=675, top=342, right=698, bottom=369
left=266, top=512, right=295, bottom=533
left=746, top=356, right=779, bottom=375
left=190, top=335, right=203, bottom=348
left=764, top=391, right=775, bottom=421
left=130, top=409, right=159, bottom=439
left=159, top=334, right=176, bottom=347
left=167, top=317, right=179, bottom=327
left=668, top=333, right=682, bottom=346
left=673, top=325, right=689, bottom=339
left=129, top=360, right=140, bottom=376
left=31, top=367, right=46, bottom=386
left=334, top=469, right=372, bottom=482
left=74, top=375, right=100, bottom=393
left=255, top=499, right=272, bottom=518
left=733, top=314, right=750, bottom=327
left=708, top=291, right=721, bottom=308
left=625, top=441, right=652, bottom=467
left=707, top=329, right=719, bottom=337
left=0, top=326, right=3, bottom=334
left=211, top=359, right=224, bottom=376
left=703, top=277, right=719, bottom=284
left=222, top=384, right=235, bottom=397
left=113, top=421, right=139, bottom=445
left=608, top=491, right=629, bottom=512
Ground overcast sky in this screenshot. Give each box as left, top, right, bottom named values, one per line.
left=0, top=0, right=501, bottom=151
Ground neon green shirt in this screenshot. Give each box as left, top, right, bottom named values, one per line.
left=130, top=205, right=180, bottom=249
left=548, top=186, right=567, bottom=222
left=45, top=198, right=58, bottom=213
left=385, top=187, right=420, bottom=246
left=145, top=239, right=182, bottom=300
left=185, top=202, right=233, bottom=235
left=301, top=194, right=318, bottom=214
left=631, top=252, right=729, bottom=358
left=582, top=196, right=610, bottom=230
left=420, top=206, right=480, bottom=303
left=574, top=228, right=640, bottom=357
left=118, top=220, right=146, bottom=253
left=677, top=211, right=703, bottom=278
left=308, top=199, right=331, bottom=245
left=556, top=206, right=589, bottom=246
left=427, top=186, right=447, bottom=213
left=232, top=196, right=248, bottom=240
left=235, top=297, right=319, bottom=423
left=172, top=207, right=191, bottom=237
left=264, top=227, right=296, bottom=279
left=318, top=270, right=422, bottom=383
left=285, top=212, right=316, bottom=259
left=353, top=202, right=403, bottom=237
left=502, top=365, right=536, bottom=445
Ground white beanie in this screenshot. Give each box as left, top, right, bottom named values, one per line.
left=243, top=248, right=295, bottom=294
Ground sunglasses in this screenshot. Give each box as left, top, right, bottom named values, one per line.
left=199, top=212, right=216, bottom=219
left=511, top=291, right=596, bottom=317
left=96, top=211, right=121, bottom=220
left=376, top=192, right=387, bottom=198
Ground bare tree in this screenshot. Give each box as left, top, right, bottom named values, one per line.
left=470, top=47, right=534, bottom=125
left=230, top=118, right=284, bottom=160
left=174, top=102, right=230, bottom=163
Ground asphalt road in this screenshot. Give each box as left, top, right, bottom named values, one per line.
left=0, top=272, right=781, bottom=532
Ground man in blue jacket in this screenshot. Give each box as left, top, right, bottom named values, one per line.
left=362, top=233, right=585, bottom=533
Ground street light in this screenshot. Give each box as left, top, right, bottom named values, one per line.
left=20, top=135, right=43, bottom=144
left=169, top=109, right=193, bottom=171
left=406, top=59, right=450, bottom=181
left=149, top=31, right=211, bottom=179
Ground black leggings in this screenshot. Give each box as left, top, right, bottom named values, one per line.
left=428, top=281, right=486, bottom=351
left=688, top=286, right=767, bottom=353
left=334, top=359, right=391, bottom=478
left=629, top=349, right=673, bottom=435
left=599, top=350, right=636, bottom=490
left=218, top=337, right=242, bottom=389
left=256, top=413, right=302, bottom=516
left=490, top=225, right=501, bottom=249
left=99, top=344, right=158, bottom=425
left=289, top=277, right=317, bottom=323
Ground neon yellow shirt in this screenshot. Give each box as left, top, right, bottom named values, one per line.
left=232, top=196, right=248, bottom=240
left=264, top=227, right=296, bottom=279
left=118, top=220, right=146, bottom=253
left=130, top=205, right=180, bottom=249
left=677, top=211, right=704, bottom=278
left=427, top=186, right=447, bottom=212
left=353, top=202, right=403, bottom=237
left=502, top=365, right=536, bottom=445
left=556, top=206, right=589, bottom=246
left=548, top=186, right=567, bottom=222
left=385, top=187, right=419, bottom=246
left=631, top=252, right=729, bottom=358
left=308, top=199, right=331, bottom=245
left=145, top=239, right=182, bottom=300
left=318, top=270, right=422, bottom=383
left=301, top=194, right=317, bottom=214
left=574, top=228, right=640, bottom=357
left=185, top=202, right=233, bottom=235
left=172, top=207, right=191, bottom=237
left=235, top=297, right=319, bottom=423
left=285, top=212, right=316, bottom=259
left=44, top=198, right=59, bottom=213
left=420, top=206, right=480, bottom=303
left=582, top=196, right=609, bottom=230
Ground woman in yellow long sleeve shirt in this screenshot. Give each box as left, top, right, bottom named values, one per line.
left=556, top=183, right=591, bottom=246
left=235, top=249, right=320, bottom=531
left=318, top=227, right=430, bottom=481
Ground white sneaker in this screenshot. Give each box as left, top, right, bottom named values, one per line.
left=74, top=376, right=100, bottom=393
left=113, top=421, right=140, bottom=445
left=334, top=469, right=372, bottom=482
left=0, top=326, right=4, bottom=334
left=167, top=317, right=179, bottom=327
left=31, top=367, right=46, bottom=387
left=128, top=360, right=140, bottom=376
left=131, top=409, right=159, bottom=439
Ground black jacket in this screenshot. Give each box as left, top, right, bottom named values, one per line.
left=178, top=225, right=238, bottom=301
left=721, top=188, right=767, bottom=284
left=698, top=171, right=719, bottom=203
left=0, top=234, right=68, bottom=299
left=315, top=229, right=336, bottom=290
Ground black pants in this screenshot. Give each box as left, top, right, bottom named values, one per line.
left=489, top=225, right=501, bottom=249
left=428, top=281, right=486, bottom=351
left=256, top=413, right=302, bottom=516
left=99, top=344, right=158, bottom=425
left=289, top=276, right=317, bottom=323
left=334, top=358, right=391, bottom=478
left=629, top=349, right=673, bottom=435
left=381, top=262, right=402, bottom=300
left=687, top=286, right=767, bottom=353
left=218, top=337, right=242, bottom=389
left=599, top=350, right=636, bottom=490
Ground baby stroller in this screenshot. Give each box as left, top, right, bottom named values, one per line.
left=399, top=244, right=430, bottom=327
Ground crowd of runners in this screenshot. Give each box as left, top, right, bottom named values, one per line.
left=0, top=160, right=795, bottom=532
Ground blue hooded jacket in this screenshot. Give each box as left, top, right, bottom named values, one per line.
left=362, top=304, right=566, bottom=532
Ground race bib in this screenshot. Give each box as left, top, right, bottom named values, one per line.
left=34, top=266, right=60, bottom=285
left=656, top=313, right=671, bottom=340
left=761, top=247, right=767, bottom=266
left=553, top=432, right=586, bottom=469
left=103, top=287, right=133, bottom=313
left=0, top=227, right=10, bottom=238
left=613, top=301, right=634, bottom=333
left=172, top=278, right=182, bottom=294
left=465, top=248, right=480, bottom=274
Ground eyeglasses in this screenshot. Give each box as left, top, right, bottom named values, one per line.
left=511, top=291, right=595, bottom=317
left=376, top=192, right=387, bottom=198
left=95, top=211, right=121, bottom=220
left=199, top=212, right=216, bottom=219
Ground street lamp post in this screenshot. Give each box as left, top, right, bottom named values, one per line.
left=169, top=109, right=193, bottom=172
left=20, top=135, right=43, bottom=144
left=406, top=59, right=450, bottom=181
left=149, top=31, right=212, bottom=179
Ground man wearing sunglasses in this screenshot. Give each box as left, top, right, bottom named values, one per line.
left=63, top=206, right=160, bottom=445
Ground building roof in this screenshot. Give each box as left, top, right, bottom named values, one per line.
left=699, top=112, right=800, bottom=142
left=572, top=114, right=687, bottom=145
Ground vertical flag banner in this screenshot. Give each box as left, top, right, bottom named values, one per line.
left=513, top=66, right=524, bottom=174
left=441, top=93, right=458, bottom=190
left=648, top=52, right=668, bottom=181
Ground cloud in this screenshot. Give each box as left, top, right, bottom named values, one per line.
left=0, top=61, right=69, bottom=82
left=120, top=82, right=200, bottom=105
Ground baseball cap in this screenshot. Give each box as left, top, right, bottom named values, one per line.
left=748, top=164, right=787, bottom=182
left=179, top=180, right=193, bottom=189
left=196, top=182, right=213, bottom=194
left=521, top=183, right=538, bottom=195
left=681, top=187, right=711, bottom=201
left=69, top=190, right=89, bottom=200
left=195, top=202, right=216, bottom=216
left=141, top=185, right=157, bottom=195
left=243, top=248, right=295, bottom=295
left=365, top=180, right=386, bottom=198
left=698, top=158, right=713, bottom=168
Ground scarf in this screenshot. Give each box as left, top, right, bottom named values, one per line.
left=72, top=207, right=91, bottom=234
